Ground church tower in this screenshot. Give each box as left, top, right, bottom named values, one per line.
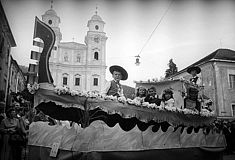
left=84, top=8, right=107, bottom=92
left=30, top=3, right=107, bottom=93
left=41, top=2, right=62, bottom=43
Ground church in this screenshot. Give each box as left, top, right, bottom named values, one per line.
left=30, top=5, right=108, bottom=93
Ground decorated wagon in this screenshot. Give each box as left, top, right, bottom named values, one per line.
left=27, top=17, right=226, bottom=160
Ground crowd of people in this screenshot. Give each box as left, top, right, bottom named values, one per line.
left=0, top=102, right=30, bottom=160
left=0, top=65, right=214, bottom=160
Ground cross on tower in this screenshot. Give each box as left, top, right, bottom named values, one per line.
left=95, top=5, right=98, bottom=15
left=51, top=0, right=53, bottom=9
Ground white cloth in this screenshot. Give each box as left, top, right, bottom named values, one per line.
left=161, top=98, right=175, bottom=107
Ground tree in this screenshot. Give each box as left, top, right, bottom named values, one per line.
left=165, top=58, right=178, bottom=78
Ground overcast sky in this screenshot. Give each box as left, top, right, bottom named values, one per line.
left=2, top=0, right=235, bottom=87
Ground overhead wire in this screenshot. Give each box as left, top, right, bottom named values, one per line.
left=137, top=0, right=174, bottom=57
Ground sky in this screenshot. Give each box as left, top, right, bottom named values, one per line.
left=2, top=0, right=235, bottom=87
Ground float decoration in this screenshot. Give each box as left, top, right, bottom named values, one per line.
left=27, top=17, right=226, bottom=160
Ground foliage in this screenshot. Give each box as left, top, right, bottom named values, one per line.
left=165, top=58, right=178, bottom=78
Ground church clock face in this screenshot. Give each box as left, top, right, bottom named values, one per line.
left=95, top=25, right=99, bottom=30
left=94, top=37, right=100, bottom=43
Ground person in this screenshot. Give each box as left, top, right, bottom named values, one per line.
left=0, top=102, right=6, bottom=124
left=101, top=65, right=128, bottom=97
left=187, top=66, right=201, bottom=86
left=186, top=66, right=202, bottom=111
left=161, top=89, right=175, bottom=107
left=144, top=86, right=161, bottom=106
left=0, top=107, right=23, bottom=160
left=133, top=86, right=147, bottom=103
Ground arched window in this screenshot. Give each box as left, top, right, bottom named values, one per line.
left=48, top=20, right=52, bottom=25
left=94, top=52, right=98, bottom=60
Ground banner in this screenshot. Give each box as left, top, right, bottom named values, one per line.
left=33, top=16, right=55, bottom=84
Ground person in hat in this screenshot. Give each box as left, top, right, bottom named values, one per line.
left=101, top=65, right=128, bottom=97
left=187, top=66, right=201, bottom=86
left=161, top=89, right=175, bottom=107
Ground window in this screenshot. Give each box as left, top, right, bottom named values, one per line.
left=229, top=74, right=235, bottom=89
left=76, top=54, right=81, bottom=62
left=94, top=52, right=98, bottom=60
left=64, top=53, right=68, bottom=62
left=75, top=77, right=80, bottom=86
left=232, top=104, right=235, bottom=117
left=48, top=20, right=52, bottom=25
left=63, top=77, right=68, bottom=85
left=93, top=78, right=98, bottom=86
left=0, top=36, right=4, bottom=57
left=95, top=25, right=99, bottom=30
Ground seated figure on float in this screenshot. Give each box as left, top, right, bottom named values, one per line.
left=161, top=88, right=175, bottom=107
left=144, top=86, right=162, bottom=106
left=101, top=65, right=128, bottom=98
left=133, top=86, right=147, bottom=103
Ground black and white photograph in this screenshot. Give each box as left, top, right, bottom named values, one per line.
left=0, top=0, right=235, bottom=159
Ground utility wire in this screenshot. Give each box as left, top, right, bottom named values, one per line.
left=138, top=0, right=174, bottom=56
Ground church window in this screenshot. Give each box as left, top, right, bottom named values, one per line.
left=64, top=53, right=68, bottom=62
left=232, top=104, right=235, bottom=117
left=93, top=78, right=98, bottom=86
left=229, top=74, right=235, bottom=89
left=76, top=54, right=81, bottom=62
left=75, top=77, right=80, bottom=86
left=48, top=20, right=52, bottom=25
left=63, top=77, right=68, bottom=85
left=62, top=73, right=69, bottom=85
left=94, top=52, right=99, bottom=60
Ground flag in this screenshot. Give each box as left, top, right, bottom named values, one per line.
left=33, top=16, right=55, bottom=84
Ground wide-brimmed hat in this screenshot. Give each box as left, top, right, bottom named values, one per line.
left=109, top=65, right=128, bottom=80
left=187, top=66, right=201, bottom=74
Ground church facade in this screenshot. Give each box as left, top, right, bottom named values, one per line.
left=38, top=7, right=107, bottom=93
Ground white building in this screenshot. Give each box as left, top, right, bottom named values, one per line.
left=39, top=7, right=107, bottom=93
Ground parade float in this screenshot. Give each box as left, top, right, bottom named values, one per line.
left=27, top=17, right=226, bottom=160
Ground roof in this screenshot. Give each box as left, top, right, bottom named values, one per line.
left=192, top=48, right=235, bottom=66
left=91, top=14, right=103, bottom=21
left=172, top=48, right=235, bottom=77
left=45, top=9, right=57, bottom=16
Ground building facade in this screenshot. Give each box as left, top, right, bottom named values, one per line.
left=170, top=49, right=235, bottom=119
left=135, top=49, right=235, bottom=119
left=30, top=7, right=108, bottom=93
left=0, top=2, right=16, bottom=104
left=9, top=56, right=26, bottom=94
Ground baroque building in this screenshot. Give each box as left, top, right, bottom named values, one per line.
left=31, top=6, right=107, bottom=93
